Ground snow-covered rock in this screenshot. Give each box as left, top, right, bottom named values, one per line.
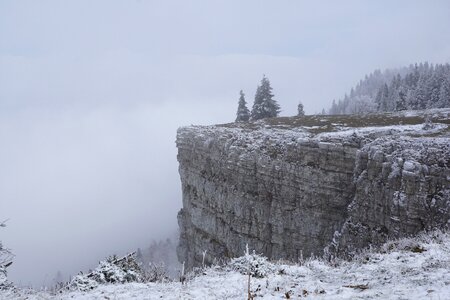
left=177, top=109, right=450, bottom=267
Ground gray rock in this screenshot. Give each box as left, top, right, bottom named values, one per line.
left=176, top=111, right=450, bottom=268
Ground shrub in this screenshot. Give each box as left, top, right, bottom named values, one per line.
left=229, top=245, right=274, bottom=278
left=69, top=253, right=143, bottom=291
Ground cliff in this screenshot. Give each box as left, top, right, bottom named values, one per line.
left=177, top=109, right=450, bottom=268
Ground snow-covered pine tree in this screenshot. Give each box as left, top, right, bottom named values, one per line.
left=387, top=74, right=402, bottom=111
left=327, top=62, right=450, bottom=114
left=69, top=252, right=143, bottom=291
left=235, top=90, right=250, bottom=122
left=374, top=88, right=382, bottom=110
left=377, top=83, right=390, bottom=111
left=426, top=71, right=441, bottom=108
left=251, top=85, right=263, bottom=119
left=410, top=69, right=431, bottom=110
left=297, top=102, right=305, bottom=116
left=438, top=81, right=450, bottom=108
left=395, top=87, right=408, bottom=111
left=405, top=89, right=416, bottom=110
left=251, top=75, right=280, bottom=120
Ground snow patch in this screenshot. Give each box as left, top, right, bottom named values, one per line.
left=4, top=231, right=450, bottom=299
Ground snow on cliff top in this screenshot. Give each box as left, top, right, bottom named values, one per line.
left=178, top=108, right=450, bottom=143
left=4, top=231, right=450, bottom=299
left=177, top=109, right=449, bottom=160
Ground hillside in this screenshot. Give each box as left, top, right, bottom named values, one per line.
left=328, top=63, right=450, bottom=114
left=2, top=230, right=450, bottom=299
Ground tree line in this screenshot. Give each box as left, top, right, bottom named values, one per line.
left=235, top=75, right=304, bottom=122
left=329, top=62, right=450, bottom=115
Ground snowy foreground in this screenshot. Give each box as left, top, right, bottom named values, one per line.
left=3, top=231, right=450, bottom=299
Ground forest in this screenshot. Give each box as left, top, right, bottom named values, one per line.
left=328, top=62, right=450, bottom=115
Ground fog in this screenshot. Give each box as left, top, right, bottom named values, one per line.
left=1, top=0, right=449, bottom=286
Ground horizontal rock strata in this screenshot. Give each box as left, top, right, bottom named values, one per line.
left=177, top=110, right=450, bottom=268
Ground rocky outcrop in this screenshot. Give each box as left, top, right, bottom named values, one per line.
left=331, top=136, right=450, bottom=257
left=177, top=110, right=450, bottom=268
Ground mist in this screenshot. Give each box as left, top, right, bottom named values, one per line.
left=1, top=0, right=449, bottom=286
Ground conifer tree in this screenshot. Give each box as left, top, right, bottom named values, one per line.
left=235, top=90, right=250, bottom=122
left=326, top=62, right=450, bottom=114
left=251, top=85, right=263, bottom=120
left=411, top=75, right=428, bottom=109
left=426, top=72, right=441, bottom=108
left=395, top=87, right=408, bottom=111
left=297, top=102, right=305, bottom=116
left=251, top=75, right=280, bottom=120
left=438, top=80, right=450, bottom=108
left=376, top=83, right=389, bottom=111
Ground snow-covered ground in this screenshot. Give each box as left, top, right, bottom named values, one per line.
left=186, top=108, right=450, bottom=154
left=3, top=230, right=450, bottom=299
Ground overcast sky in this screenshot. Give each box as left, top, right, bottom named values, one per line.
left=1, top=0, right=450, bottom=286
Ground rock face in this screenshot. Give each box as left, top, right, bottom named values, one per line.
left=331, top=136, right=450, bottom=257
left=177, top=110, right=450, bottom=268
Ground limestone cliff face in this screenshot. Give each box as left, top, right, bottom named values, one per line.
left=332, top=136, right=450, bottom=257
left=177, top=110, right=450, bottom=268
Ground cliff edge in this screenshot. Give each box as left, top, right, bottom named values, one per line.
left=176, top=109, right=450, bottom=268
